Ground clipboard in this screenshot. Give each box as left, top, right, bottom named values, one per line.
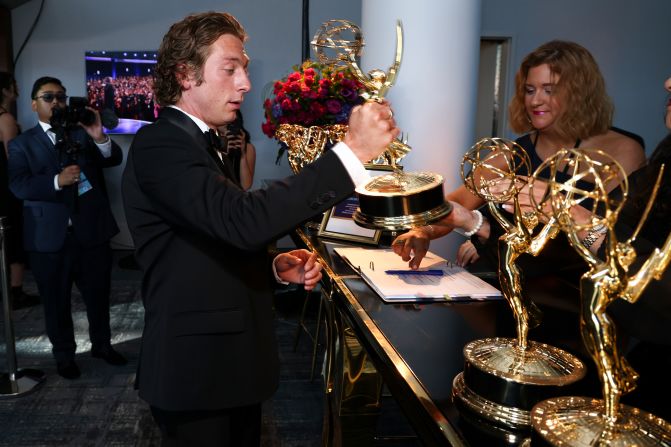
left=334, top=246, right=502, bottom=303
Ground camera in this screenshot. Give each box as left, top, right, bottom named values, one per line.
left=50, top=96, right=96, bottom=130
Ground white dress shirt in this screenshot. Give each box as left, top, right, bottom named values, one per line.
left=39, top=120, right=113, bottom=191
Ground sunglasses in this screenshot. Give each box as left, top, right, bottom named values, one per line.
left=35, top=93, right=68, bottom=103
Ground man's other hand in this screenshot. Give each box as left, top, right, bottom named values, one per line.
left=275, top=249, right=323, bottom=290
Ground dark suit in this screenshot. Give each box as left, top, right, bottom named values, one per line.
left=8, top=124, right=122, bottom=362
left=121, top=107, right=353, bottom=413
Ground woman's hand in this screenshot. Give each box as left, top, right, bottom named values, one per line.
left=443, top=200, right=484, bottom=233
left=391, top=227, right=431, bottom=270
left=391, top=200, right=491, bottom=269
left=456, top=240, right=480, bottom=266
left=275, top=249, right=323, bottom=290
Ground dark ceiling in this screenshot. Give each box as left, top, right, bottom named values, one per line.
left=0, top=0, right=32, bottom=10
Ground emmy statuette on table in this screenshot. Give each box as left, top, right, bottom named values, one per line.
left=528, top=148, right=671, bottom=446
left=452, top=138, right=586, bottom=430
left=311, top=19, right=451, bottom=230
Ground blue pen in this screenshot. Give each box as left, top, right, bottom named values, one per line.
left=384, top=269, right=444, bottom=276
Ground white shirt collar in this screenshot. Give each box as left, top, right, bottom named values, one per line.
left=38, top=120, right=52, bottom=133
left=169, top=105, right=211, bottom=133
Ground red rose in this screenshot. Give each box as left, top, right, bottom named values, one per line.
left=310, top=102, right=326, bottom=117
left=262, top=62, right=364, bottom=141
left=273, top=81, right=283, bottom=94
left=325, top=99, right=341, bottom=114
left=261, top=120, right=276, bottom=138
left=281, top=98, right=292, bottom=111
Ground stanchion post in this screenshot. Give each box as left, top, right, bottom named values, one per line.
left=0, top=216, right=46, bottom=397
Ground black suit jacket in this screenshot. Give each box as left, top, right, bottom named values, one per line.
left=122, top=107, right=354, bottom=410
left=8, top=124, right=121, bottom=252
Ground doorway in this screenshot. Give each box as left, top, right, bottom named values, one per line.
left=475, top=38, right=510, bottom=139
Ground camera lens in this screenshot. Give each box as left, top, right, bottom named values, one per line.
left=78, top=108, right=96, bottom=126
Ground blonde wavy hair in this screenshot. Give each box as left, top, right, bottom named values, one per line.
left=508, top=40, right=613, bottom=141
left=153, top=12, right=247, bottom=106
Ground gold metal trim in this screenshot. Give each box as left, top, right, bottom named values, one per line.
left=452, top=372, right=531, bottom=429
left=294, top=229, right=464, bottom=446
left=531, top=396, right=671, bottom=446
left=352, top=202, right=453, bottom=231
left=464, top=338, right=586, bottom=386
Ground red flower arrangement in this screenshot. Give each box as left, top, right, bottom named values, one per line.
left=261, top=61, right=365, bottom=139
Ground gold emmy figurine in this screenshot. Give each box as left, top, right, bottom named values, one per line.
left=312, top=19, right=409, bottom=167
left=452, top=138, right=586, bottom=430
left=530, top=148, right=671, bottom=447
left=311, top=19, right=451, bottom=230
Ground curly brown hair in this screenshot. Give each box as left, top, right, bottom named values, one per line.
left=0, top=71, right=16, bottom=103
left=153, top=12, right=247, bottom=106
left=508, top=40, right=613, bottom=141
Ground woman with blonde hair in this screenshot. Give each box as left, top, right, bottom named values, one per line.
left=393, top=40, right=645, bottom=272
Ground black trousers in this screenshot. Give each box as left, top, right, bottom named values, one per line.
left=150, top=404, right=262, bottom=447
left=28, top=233, right=112, bottom=362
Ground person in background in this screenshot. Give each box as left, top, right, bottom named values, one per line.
left=219, top=109, right=255, bottom=190
left=0, top=71, right=39, bottom=309
left=392, top=41, right=645, bottom=278
left=617, top=75, right=671, bottom=249
left=8, top=76, right=126, bottom=380
left=602, top=75, right=671, bottom=421
left=121, top=12, right=397, bottom=447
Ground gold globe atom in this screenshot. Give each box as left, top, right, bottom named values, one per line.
left=461, top=137, right=532, bottom=204
left=311, top=19, right=364, bottom=66
left=530, top=148, right=628, bottom=233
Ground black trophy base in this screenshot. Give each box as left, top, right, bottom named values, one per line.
left=456, top=398, right=532, bottom=447
left=353, top=171, right=452, bottom=230
left=453, top=338, right=586, bottom=430
left=453, top=372, right=533, bottom=430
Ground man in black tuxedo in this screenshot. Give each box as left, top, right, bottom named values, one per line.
left=8, top=76, right=127, bottom=379
left=121, top=11, right=398, bottom=447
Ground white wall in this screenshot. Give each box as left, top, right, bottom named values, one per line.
left=10, top=0, right=671, bottom=250
left=481, top=0, right=671, bottom=152
left=10, top=0, right=361, bottom=248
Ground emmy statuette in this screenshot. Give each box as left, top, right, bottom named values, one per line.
left=312, top=19, right=451, bottom=230
left=452, top=138, right=586, bottom=430
left=529, top=148, right=671, bottom=446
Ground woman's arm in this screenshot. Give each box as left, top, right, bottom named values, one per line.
left=0, top=112, right=19, bottom=157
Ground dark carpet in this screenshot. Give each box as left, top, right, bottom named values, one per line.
left=0, top=251, right=417, bottom=446
left=0, top=251, right=326, bottom=446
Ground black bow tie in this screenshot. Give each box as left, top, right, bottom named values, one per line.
left=205, top=129, right=228, bottom=154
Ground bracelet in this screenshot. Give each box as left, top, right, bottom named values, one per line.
left=94, top=134, right=110, bottom=145
left=463, top=209, right=484, bottom=237
left=580, top=224, right=607, bottom=249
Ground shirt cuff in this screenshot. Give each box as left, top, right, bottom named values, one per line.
left=330, top=141, right=370, bottom=188
left=54, top=174, right=62, bottom=191
left=95, top=135, right=112, bottom=158
left=272, top=254, right=290, bottom=285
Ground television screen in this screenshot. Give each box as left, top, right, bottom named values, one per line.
left=85, top=50, right=158, bottom=134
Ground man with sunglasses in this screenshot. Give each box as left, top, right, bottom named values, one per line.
left=7, top=76, right=126, bottom=379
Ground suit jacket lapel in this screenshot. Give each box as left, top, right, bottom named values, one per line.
left=158, top=108, right=238, bottom=182
left=29, top=124, right=59, bottom=166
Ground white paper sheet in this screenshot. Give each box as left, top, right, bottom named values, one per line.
left=334, top=247, right=502, bottom=302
